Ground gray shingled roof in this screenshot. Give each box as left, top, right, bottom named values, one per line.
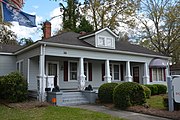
left=0, top=44, right=22, bottom=53
left=42, top=32, right=164, bottom=56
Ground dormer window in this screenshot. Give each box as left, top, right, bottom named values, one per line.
left=98, top=36, right=105, bottom=46
left=97, top=35, right=114, bottom=48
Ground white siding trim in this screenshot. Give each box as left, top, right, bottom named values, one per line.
left=27, top=59, right=30, bottom=83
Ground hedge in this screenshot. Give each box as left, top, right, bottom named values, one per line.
left=153, top=84, right=167, bottom=94
left=113, top=82, right=146, bottom=109
left=0, top=72, right=28, bottom=102
left=144, top=84, right=158, bottom=95
left=141, top=85, right=151, bottom=99
left=98, top=83, right=118, bottom=103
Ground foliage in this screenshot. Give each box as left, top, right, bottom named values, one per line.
left=75, top=17, right=94, bottom=33
left=113, top=82, right=146, bottom=109
left=144, top=84, right=158, bottom=95
left=0, top=25, right=18, bottom=45
left=18, top=37, right=34, bottom=46
left=83, top=0, right=141, bottom=31
left=98, top=83, right=118, bottom=103
left=138, top=0, right=180, bottom=63
left=0, top=106, right=124, bottom=120
left=153, top=84, right=167, bottom=94
left=141, top=85, right=151, bottom=99
left=0, top=72, right=28, bottom=102
left=59, top=0, right=80, bottom=31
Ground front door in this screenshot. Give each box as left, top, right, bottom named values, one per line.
left=133, top=67, right=139, bottom=83
left=46, top=62, right=59, bottom=86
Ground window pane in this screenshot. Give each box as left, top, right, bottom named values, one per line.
left=152, top=69, right=157, bottom=81
left=70, top=62, right=77, bottom=80
left=158, top=69, right=163, bottom=81
left=70, top=72, right=77, bottom=80
left=98, top=37, right=105, bottom=46
left=114, top=65, right=119, bottom=80
left=20, top=61, right=23, bottom=74
left=17, top=62, right=19, bottom=71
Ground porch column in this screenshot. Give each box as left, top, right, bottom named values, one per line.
left=104, top=59, right=112, bottom=83
left=166, top=61, right=170, bottom=77
left=125, top=61, right=132, bottom=82
left=143, top=62, right=150, bottom=84
left=79, top=57, right=86, bottom=90
left=38, top=44, right=46, bottom=102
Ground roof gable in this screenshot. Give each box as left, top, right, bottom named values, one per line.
left=79, top=27, right=118, bottom=39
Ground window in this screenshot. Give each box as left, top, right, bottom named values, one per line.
left=98, top=36, right=105, bottom=46
left=70, top=62, right=78, bottom=80
left=97, top=36, right=113, bottom=48
left=152, top=68, right=165, bottom=81
left=110, top=64, right=120, bottom=81
left=16, top=60, right=23, bottom=74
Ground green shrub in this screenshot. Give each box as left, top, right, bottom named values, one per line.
left=144, top=85, right=158, bottom=95
left=153, top=84, right=167, bottom=94
left=0, top=72, right=28, bottom=102
left=113, top=82, right=146, bottom=109
left=141, top=85, right=151, bottom=99
left=98, top=83, right=118, bottom=103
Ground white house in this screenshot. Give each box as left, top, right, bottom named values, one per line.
left=0, top=21, right=170, bottom=102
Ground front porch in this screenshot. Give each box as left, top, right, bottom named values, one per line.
left=28, top=55, right=150, bottom=102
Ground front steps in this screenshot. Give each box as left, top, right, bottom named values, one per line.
left=61, top=91, right=89, bottom=106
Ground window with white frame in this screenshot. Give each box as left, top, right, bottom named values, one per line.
left=152, top=68, right=164, bottom=81
left=16, top=60, right=23, bottom=74
left=110, top=64, right=120, bottom=81
left=97, top=36, right=113, bottom=47
left=69, top=62, right=78, bottom=80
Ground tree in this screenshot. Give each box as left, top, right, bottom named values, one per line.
left=0, top=25, right=18, bottom=45
left=137, top=0, right=180, bottom=63
left=59, top=0, right=81, bottom=31
left=75, top=17, right=94, bottom=33
left=18, top=37, right=34, bottom=46
left=83, top=0, right=141, bottom=31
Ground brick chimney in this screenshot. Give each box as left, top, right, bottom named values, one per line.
left=43, top=21, right=51, bottom=39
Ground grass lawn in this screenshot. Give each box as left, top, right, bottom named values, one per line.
left=146, top=94, right=166, bottom=109
left=0, top=105, right=125, bottom=120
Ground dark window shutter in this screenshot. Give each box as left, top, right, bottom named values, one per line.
left=163, top=68, right=166, bottom=81
left=120, top=64, right=123, bottom=81
left=88, top=63, right=92, bottom=81
left=149, top=68, right=152, bottom=82
left=102, top=63, right=105, bottom=81
left=64, top=61, right=68, bottom=81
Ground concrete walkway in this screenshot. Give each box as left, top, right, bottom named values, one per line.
left=71, top=104, right=171, bottom=120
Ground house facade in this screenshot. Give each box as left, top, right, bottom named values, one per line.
left=0, top=22, right=170, bottom=101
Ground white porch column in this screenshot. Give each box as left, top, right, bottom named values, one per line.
left=143, top=62, right=150, bottom=84
left=104, top=59, right=112, bottom=83
left=79, top=57, right=86, bottom=90
left=38, top=44, right=46, bottom=102
left=166, top=61, right=170, bottom=77
left=125, top=61, right=132, bottom=82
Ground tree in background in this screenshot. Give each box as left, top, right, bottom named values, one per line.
left=59, top=0, right=80, bottom=31
left=75, top=17, right=93, bottom=33
left=83, top=0, right=141, bottom=31
left=18, top=37, right=34, bottom=46
left=138, top=0, right=180, bottom=64
left=0, top=25, right=18, bottom=45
